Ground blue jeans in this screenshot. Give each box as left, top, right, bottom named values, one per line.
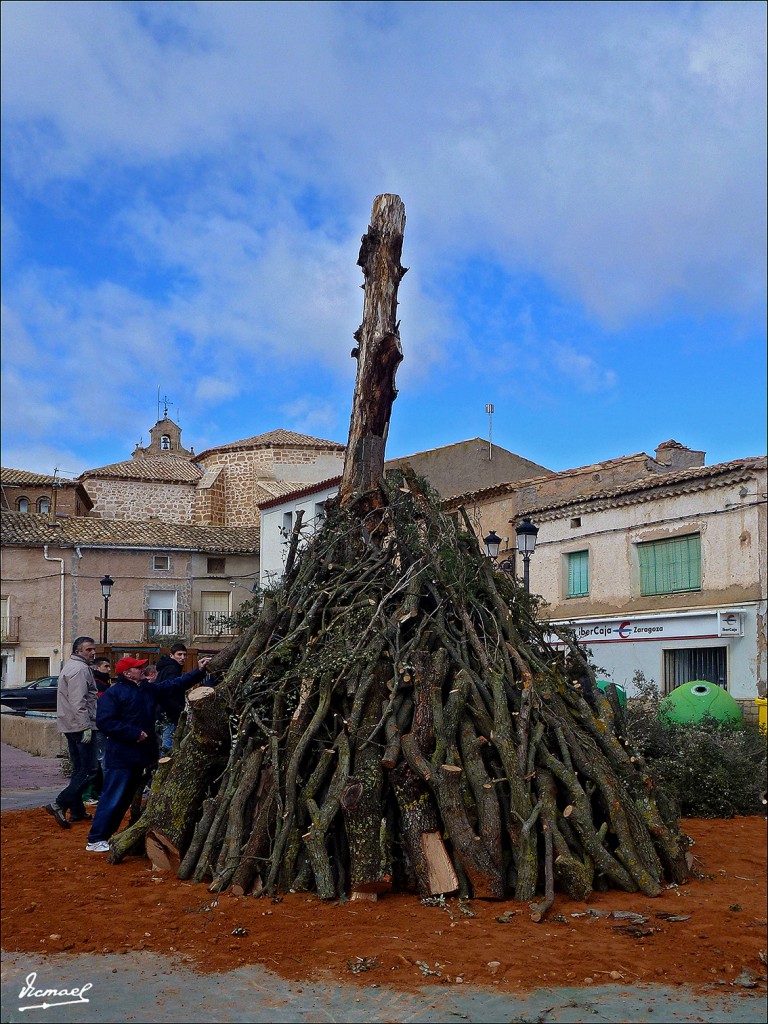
left=57, top=732, right=98, bottom=818
left=87, top=766, right=145, bottom=843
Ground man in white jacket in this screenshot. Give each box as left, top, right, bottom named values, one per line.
left=45, top=636, right=99, bottom=828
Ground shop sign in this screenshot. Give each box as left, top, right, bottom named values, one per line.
left=547, top=609, right=742, bottom=645
left=717, top=611, right=743, bottom=636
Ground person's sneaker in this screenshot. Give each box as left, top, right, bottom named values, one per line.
left=45, top=802, right=70, bottom=829
left=85, top=841, right=110, bottom=853
left=69, top=812, right=93, bottom=822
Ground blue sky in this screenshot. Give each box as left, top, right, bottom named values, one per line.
left=2, top=1, right=765, bottom=480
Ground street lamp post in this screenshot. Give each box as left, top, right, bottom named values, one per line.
left=482, top=530, right=502, bottom=561
left=100, top=574, right=114, bottom=644
left=515, top=518, right=539, bottom=593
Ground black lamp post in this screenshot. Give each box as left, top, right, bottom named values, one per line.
left=100, top=574, right=114, bottom=644
left=483, top=530, right=502, bottom=561
left=515, top=518, right=539, bottom=593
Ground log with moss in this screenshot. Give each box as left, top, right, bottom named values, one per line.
left=109, top=194, right=690, bottom=916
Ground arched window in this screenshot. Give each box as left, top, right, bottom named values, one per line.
left=17, top=497, right=29, bottom=513
left=161, top=434, right=171, bottom=450
left=38, top=497, right=51, bottom=514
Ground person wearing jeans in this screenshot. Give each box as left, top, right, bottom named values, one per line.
left=56, top=729, right=99, bottom=822
left=45, top=636, right=99, bottom=829
left=86, top=654, right=210, bottom=852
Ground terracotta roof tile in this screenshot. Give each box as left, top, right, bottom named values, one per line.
left=1, top=467, right=72, bottom=487
left=520, top=457, right=767, bottom=519
left=1, top=510, right=259, bottom=553
left=197, top=429, right=345, bottom=460
left=443, top=452, right=652, bottom=506
left=257, top=476, right=343, bottom=510
left=80, top=455, right=203, bottom=484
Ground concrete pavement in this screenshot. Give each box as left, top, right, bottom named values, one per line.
left=1, top=741, right=65, bottom=811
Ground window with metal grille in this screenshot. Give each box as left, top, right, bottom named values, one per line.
left=663, top=646, right=727, bottom=693
left=638, top=534, right=701, bottom=596
left=567, top=550, right=589, bottom=597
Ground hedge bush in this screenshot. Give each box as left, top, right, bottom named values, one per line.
left=624, top=672, right=767, bottom=818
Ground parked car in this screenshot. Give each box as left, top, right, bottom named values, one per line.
left=0, top=676, right=58, bottom=713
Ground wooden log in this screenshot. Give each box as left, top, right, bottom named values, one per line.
left=229, top=766, right=277, bottom=896
left=344, top=663, right=393, bottom=894
left=109, top=684, right=230, bottom=864
left=304, top=732, right=351, bottom=899
left=437, top=764, right=504, bottom=899
left=340, top=194, right=407, bottom=504
left=391, top=759, right=458, bottom=896
left=146, top=829, right=181, bottom=873
left=421, top=831, right=460, bottom=895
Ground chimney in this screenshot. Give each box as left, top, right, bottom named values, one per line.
left=655, top=440, right=706, bottom=470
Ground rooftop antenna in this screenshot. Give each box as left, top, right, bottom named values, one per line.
left=485, top=403, right=494, bottom=461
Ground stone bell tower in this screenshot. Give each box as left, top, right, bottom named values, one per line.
left=131, top=416, right=195, bottom=459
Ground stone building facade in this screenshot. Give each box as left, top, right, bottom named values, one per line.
left=84, top=475, right=200, bottom=523
left=193, top=429, right=346, bottom=528
left=80, top=421, right=348, bottom=530
left=80, top=416, right=202, bottom=523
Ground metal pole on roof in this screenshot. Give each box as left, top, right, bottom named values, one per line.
left=486, top=404, right=494, bottom=460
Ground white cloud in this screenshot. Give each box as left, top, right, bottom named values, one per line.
left=1, top=2, right=765, bottom=473
left=550, top=345, right=618, bottom=394
left=2, top=1, right=764, bottom=326
left=280, top=397, right=341, bottom=438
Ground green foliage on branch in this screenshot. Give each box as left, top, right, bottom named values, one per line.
left=626, top=672, right=767, bottom=818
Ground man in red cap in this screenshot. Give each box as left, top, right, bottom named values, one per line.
left=85, top=653, right=210, bottom=852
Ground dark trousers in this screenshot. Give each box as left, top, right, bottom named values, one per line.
left=57, top=732, right=98, bottom=818
left=87, top=766, right=145, bottom=843
left=82, top=731, right=105, bottom=799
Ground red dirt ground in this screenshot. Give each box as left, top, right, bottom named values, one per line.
left=2, top=811, right=766, bottom=993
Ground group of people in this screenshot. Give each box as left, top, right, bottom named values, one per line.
left=45, top=637, right=211, bottom=853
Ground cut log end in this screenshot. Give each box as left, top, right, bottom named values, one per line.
left=146, top=830, right=181, bottom=873
left=421, top=830, right=459, bottom=896
left=187, top=686, right=216, bottom=705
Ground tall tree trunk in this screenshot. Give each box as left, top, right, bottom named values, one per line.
left=340, top=193, right=407, bottom=504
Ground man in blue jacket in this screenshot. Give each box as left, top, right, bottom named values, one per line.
left=85, top=654, right=210, bottom=853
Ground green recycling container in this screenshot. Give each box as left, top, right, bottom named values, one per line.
left=596, top=679, right=627, bottom=709
left=659, top=680, right=743, bottom=727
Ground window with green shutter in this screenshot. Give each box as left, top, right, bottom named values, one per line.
left=638, top=534, right=701, bottom=596
left=567, top=550, right=590, bottom=597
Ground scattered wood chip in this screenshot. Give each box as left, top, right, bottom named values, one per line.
left=348, top=956, right=381, bottom=974
left=731, top=969, right=759, bottom=988
left=655, top=912, right=691, bottom=922
left=496, top=910, right=518, bottom=924
left=612, top=911, right=649, bottom=923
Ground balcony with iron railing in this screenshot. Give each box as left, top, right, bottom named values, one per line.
left=1, top=616, right=20, bottom=644
left=145, top=610, right=237, bottom=641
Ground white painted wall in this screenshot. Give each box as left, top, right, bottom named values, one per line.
left=259, top=482, right=340, bottom=589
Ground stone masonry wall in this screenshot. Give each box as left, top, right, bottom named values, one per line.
left=192, top=467, right=227, bottom=525
left=197, top=447, right=345, bottom=528
left=86, top=478, right=195, bottom=523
